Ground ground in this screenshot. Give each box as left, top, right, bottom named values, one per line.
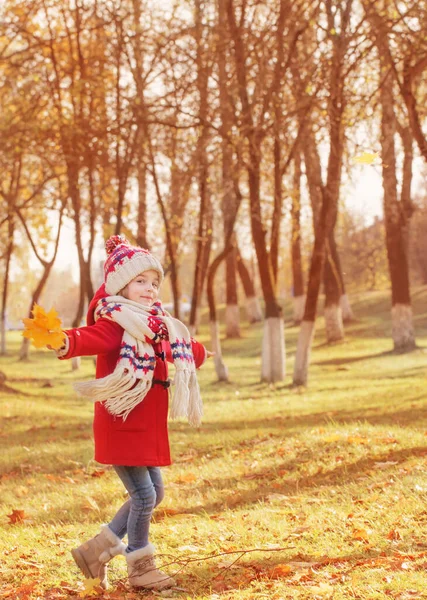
left=0, top=288, right=427, bottom=599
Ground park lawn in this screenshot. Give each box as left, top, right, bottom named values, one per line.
left=0, top=288, right=427, bottom=600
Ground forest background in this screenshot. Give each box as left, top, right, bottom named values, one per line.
left=1, top=0, right=427, bottom=382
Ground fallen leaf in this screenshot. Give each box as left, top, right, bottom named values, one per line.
left=78, top=577, right=102, bottom=597
left=269, top=564, right=293, bottom=579
left=176, top=472, right=197, bottom=483
left=7, top=509, right=27, bottom=524
left=82, top=497, right=100, bottom=512
left=352, top=528, right=369, bottom=541
left=308, top=582, right=334, bottom=597
left=388, top=529, right=402, bottom=540
left=90, top=470, right=106, bottom=478
left=347, top=435, right=368, bottom=445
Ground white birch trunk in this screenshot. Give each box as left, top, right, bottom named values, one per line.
left=225, top=304, right=240, bottom=338
left=391, top=303, right=415, bottom=351
left=71, top=357, right=81, bottom=371
left=261, top=317, right=285, bottom=383
left=340, top=293, right=354, bottom=322
left=245, top=296, right=262, bottom=323
left=188, top=309, right=201, bottom=337
left=209, top=321, right=229, bottom=381
left=293, top=320, right=315, bottom=386
left=324, top=304, right=344, bottom=342
left=293, top=295, right=306, bottom=324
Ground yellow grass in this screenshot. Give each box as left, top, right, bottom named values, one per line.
left=1, top=288, right=427, bottom=599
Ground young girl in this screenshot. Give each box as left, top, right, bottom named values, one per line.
left=53, top=235, right=209, bottom=591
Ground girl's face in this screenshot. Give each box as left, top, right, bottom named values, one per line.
left=122, top=270, right=160, bottom=306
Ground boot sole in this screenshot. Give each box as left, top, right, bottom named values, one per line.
left=71, top=548, right=93, bottom=579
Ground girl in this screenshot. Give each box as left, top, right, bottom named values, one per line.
left=54, top=235, right=209, bottom=591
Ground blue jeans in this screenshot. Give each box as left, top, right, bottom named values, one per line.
left=108, top=466, right=164, bottom=552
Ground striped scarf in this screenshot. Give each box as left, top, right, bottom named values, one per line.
left=73, top=296, right=202, bottom=426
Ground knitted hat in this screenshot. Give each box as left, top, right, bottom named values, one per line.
left=104, top=235, right=164, bottom=296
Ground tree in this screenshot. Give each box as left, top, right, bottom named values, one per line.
left=225, top=0, right=310, bottom=382
left=293, top=0, right=359, bottom=384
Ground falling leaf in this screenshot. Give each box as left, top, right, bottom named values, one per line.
left=22, top=304, right=66, bottom=350
left=7, top=509, right=27, bottom=524
left=353, top=151, right=379, bottom=165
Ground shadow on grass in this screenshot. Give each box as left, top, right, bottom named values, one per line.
left=200, top=399, right=427, bottom=432
left=182, top=444, right=427, bottom=516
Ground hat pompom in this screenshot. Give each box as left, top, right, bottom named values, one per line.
left=106, top=235, right=128, bottom=255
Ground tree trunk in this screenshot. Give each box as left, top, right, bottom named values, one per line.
left=225, top=246, right=240, bottom=337
left=19, top=267, right=53, bottom=360
left=226, top=0, right=285, bottom=383
left=291, top=151, right=305, bottom=323
left=136, top=157, right=149, bottom=249
left=340, top=294, right=354, bottom=322
left=207, top=245, right=236, bottom=383
left=379, top=57, right=415, bottom=351
left=189, top=0, right=212, bottom=334
left=261, top=317, right=286, bottom=382
left=293, top=320, right=315, bottom=386
left=210, top=321, right=229, bottom=381
left=328, top=231, right=354, bottom=322
left=323, top=235, right=344, bottom=343
left=0, top=229, right=13, bottom=356
left=293, top=0, right=354, bottom=384
left=236, top=248, right=262, bottom=323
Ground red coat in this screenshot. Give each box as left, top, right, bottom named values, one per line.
left=61, top=284, right=206, bottom=467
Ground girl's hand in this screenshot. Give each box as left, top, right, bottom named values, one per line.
left=206, top=350, right=215, bottom=359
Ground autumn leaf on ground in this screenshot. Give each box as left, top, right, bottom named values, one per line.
left=353, top=151, right=379, bottom=165
left=7, top=509, right=28, bottom=524
left=268, top=563, right=293, bottom=579
left=78, top=577, right=102, bottom=597
left=22, top=303, right=66, bottom=350
left=352, top=527, right=370, bottom=541
left=388, top=529, right=403, bottom=540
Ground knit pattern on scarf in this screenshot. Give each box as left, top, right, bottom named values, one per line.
left=73, top=296, right=202, bottom=426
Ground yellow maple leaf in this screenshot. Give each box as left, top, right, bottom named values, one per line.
left=353, top=151, right=379, bottom=165
left=78, top=577, right=102, bottom=597
left=22, top=303, right=66, bottom=350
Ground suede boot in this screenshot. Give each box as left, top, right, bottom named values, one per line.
left=71, top=524, right=126, bottom=590
left=126, top=543, right=176, bottom=590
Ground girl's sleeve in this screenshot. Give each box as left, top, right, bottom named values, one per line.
left=163, top=338, right=207, bottom=369
left=59, top=318, right=123, bottom=359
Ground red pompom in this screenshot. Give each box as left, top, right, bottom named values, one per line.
left=105, top=235, right=129, bottom=255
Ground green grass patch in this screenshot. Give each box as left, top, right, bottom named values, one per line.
left=1, top=288, right=427, bottom=599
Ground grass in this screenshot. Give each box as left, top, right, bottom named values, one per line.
left=1, top=288, right=427, bottom=599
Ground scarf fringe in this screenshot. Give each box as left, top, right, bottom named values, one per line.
left=188, top=371, right=203, bottom=427
left=170, top=369, right=190, bottom=420
left=74, top=369, right=152, bottom=421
